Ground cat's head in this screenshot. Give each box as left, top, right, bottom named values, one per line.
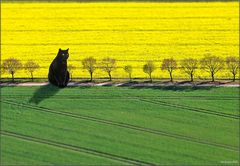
left=57, top=48, right=69, bottom=60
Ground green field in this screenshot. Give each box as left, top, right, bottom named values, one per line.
left=0, top=86, right=239, bottom=165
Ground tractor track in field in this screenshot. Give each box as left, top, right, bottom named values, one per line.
left=26, top=96, right=239, bottom=118
left=1, top=99, right=238, bottom=152
left=1, top=130, right=154, bottom=165
left=138, top=99, right=239, bottom=120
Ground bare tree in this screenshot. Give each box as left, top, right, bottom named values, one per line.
left=226, top=56, right=239, bottom=82
left=161, top=58, right=177, bottom=82
left=68, top=64, right=76, bottom=81
left=82, top=57, right=97, bottom=82
left=101, top=57, right=116, bottom=81
left=2, top=58, right=22, bottom=82
left=124, top=65, right=133, bottom=81
left=143, top=61, right=156, bottom=82
left=200, top=55, right=224, bottom=82
left=181, top=58, right=198, bottom=82
left=24, top=60, right=40, bottom=82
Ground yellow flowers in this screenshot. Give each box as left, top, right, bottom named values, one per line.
left=1, top=2, right=239, bottom=79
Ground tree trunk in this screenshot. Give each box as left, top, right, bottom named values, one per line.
left=190, top=72, right=193, bottom=82
left=149, top=73, right=152, bottom=82
left=211, top=72, right=215, bottom=82
left=129, top=73, right=132, bottom=81
left=108, top=72, right=112, bottom=81
left=11, top=72, right=14, bottom=82
left=31, top=72, right=33, bottom=82
left=170, top=72, right=173, bottom=82
left=233, top=73, right=236, bottom=82
left=90, top=72, right=93, bottom=82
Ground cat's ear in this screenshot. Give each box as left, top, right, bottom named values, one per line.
left=67, top=48, right=69, bottom=51
left=59, top=48, right=62, bottom=51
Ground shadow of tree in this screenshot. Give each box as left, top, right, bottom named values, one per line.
left=196, top=81, right=225, bottom=86
left=130, top=85, right=216, bottom=91
left=29, top=84, right=60, bottom=105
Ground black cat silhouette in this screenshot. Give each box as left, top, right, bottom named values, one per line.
left=48, top=48, right=70, bottom=88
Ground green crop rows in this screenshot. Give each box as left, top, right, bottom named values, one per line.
left=0, top=86, right=239, bottom=165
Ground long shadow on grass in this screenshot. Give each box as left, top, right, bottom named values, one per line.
left=118, top=81, right=217, bottom=91
left=28, top=84, right=92, bottom=104
left=29, top=84, right=61, bottom=105
left=129, top=85, right=216, bottom=92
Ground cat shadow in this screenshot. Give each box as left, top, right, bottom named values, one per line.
left=28, top=84, right=60, bottom=105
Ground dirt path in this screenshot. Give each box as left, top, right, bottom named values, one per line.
left=0, top=82, right=239, bottom=87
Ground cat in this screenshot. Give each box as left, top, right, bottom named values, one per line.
left=48, top=48, right=70, bottom=88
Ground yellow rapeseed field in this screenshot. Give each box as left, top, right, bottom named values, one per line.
left=1, top=2, right=239, bottom=79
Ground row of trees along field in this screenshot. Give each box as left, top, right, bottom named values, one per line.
left=1, top=55, right=239, bottom=82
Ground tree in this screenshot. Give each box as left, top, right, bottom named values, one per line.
left=82, top=57, right=97, bottom=82
left=124, top=65, right=133, bottom=81
left=101, top=57, right=116, bottom=81
left=161, top=58, right=177, bottom=82
left=68, top=64, right=76, bottom=81
left=2, top=58, right=22, bottom=82
left=226, top=56, right=239, bottom=82
left=143, top=61, right=156, bottom=82
left=181, top=58, right=198, bottom=82
left=24, top=60, right=40, bottom=82
left=200, top=55, right=224, bottom=82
